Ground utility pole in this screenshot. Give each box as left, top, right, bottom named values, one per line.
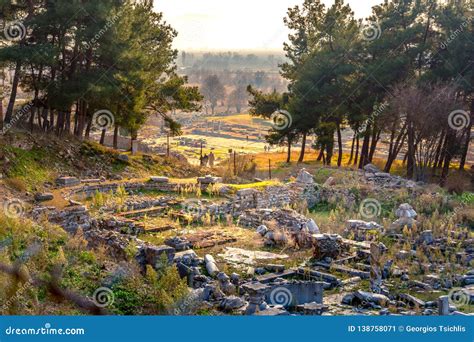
left=268, top=159, right=272, bottom=180
left=200, top=141, right=203, bottom=166
left=233, top=151, right=237, bottom=176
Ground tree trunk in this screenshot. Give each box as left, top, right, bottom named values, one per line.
left=384, top=124, right=407, bottom=173
left=37, top=107, right=42, bottom=128
left=77, top=100, right=87, bottom=139
left=407, top=116, right=415, bottom=179
left=85, top=115, right=92, bottom=139
left=100, top=129, right=106, bottom=145
left=348, top=131, right=356, bottom=165
left=56, top=111, right=64, bottom=136
left=64, top=111, right=71, bottom=135
left=49, top=108, right=55, bottom=132
left=432, top=132, right=445, bottom=174
left=73, top=103, right=79, bottom=136
left=358, top=124, right=371, bottom=169
left=41, top=107, right=48, bottom=130
left=354, top=135, right=360, bottom=166
left=317, top=147, right=324, bottom=161
left=368, top=129, right=380, bottom=162
left=113, top=125, right=119, bottom=149
left=337, top=123, right=343, bottom=167
left=326, top=144, right=333, bottom=166
left=298, top=131, right=307, bottom=163
left=0, top=96, right=4, bottom=131
left=440, top=133, right=456, bottom=186
left=4, top=61, right=21, bottom=123
left=29, top=107, right=35, bottom=133
left=286, top=138, right=292, bottom=163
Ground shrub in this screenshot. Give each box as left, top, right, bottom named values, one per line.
left=445, top=172, right=471, bottom=194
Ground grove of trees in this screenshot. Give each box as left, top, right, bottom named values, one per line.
left=248, top=0, right=473, bottom=184
left=0, top=0, right=202, bottom=145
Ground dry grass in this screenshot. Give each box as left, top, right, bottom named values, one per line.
left=210, top=114, right=270, bottom=128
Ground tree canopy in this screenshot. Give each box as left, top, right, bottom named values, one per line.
left=248, top=0, right=473, bottom=184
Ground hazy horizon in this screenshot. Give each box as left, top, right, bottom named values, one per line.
left=153, top=0, right=381, bottom=52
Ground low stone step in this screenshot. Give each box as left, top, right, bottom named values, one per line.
left=398, top=293, right=426, bottom=308
left=118, top=207, right=166, bottom=219
left=297, top=267, right=340, bottom=285
left=56, top=176, right=80, bottom=187
left=256, top=269, right=297, bottom=283
left=145, top=225, right=174, bottom=233
left=342, top=238, right=371, bottom=249
left=329, top=264, right=370, bottom=279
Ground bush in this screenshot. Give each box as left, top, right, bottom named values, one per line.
left=4, top=177, right=27, bottom=192
left=445, top=172, right=472, bottom=194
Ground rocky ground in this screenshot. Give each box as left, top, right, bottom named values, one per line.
left=2, top=152, right=472, bottom=316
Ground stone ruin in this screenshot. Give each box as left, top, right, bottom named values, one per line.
left=344, top=220, right=383, bottom=241
left=390, top=203, right=418, bottom=231
left=23, top=168, right=473, bottom=316
left=363, top=164, right=418, bottom=189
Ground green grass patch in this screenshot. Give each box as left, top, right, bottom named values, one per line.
left=3, top=146, right=55, bottom=191
left=227, top=180, right=281, bottom=191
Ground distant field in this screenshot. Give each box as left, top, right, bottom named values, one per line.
left=142, top=134, right=270, bottom=164
left=210, top=113, right=271, bottom=128
left=140, top=112, right=473, bottom=168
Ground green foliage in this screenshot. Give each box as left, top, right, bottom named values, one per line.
left=2, top=146, right=53, bottom=191
left=0, top=0, right=201, bottom=140
left=456, top=192, right=474, bottom=206
left=0, top=211, right=189, bottom=315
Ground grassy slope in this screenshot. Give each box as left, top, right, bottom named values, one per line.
left=0, top=131, right=203, bottom=194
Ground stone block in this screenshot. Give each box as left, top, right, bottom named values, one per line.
left=150, top=176, right=169, bottom=183
left=34, top=192, right=54, bottom=202
left=56, top=176, right=80, bottom=187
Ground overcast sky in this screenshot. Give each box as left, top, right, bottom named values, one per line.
left=153, top=0, right=382, bottom=51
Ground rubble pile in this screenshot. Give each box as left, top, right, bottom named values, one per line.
left=19, top=167, right=473, bottom=317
